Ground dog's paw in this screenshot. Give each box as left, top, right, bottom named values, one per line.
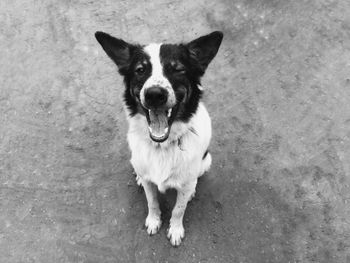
left=145, top=215, right=162, bottom=235
left=167, top=224, right=185, bottom=246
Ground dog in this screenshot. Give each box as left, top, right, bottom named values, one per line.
left=95, top=31, right=223, bottom=246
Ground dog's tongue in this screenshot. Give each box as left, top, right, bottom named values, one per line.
left=148, top=109, right=169, bottom=140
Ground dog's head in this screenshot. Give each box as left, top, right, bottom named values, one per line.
left=95, top=31, right=223, bottom=142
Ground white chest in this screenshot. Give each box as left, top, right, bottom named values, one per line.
left=132, top=141, right=198, bottom=191
left=126, top=103, right=212, bottom=192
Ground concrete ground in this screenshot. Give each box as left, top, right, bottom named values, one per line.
left=1, top=0, right=350, bottom=262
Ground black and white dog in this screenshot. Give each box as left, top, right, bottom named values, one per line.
left=95, top=31, right=223, bottom=246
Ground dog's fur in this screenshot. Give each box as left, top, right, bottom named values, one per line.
left=95, top=31, right=223, bottom=246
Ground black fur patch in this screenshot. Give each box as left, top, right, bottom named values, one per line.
left=160, top=44, right=203, bottom=122
left=95, top=31, right=223, bottom=124
left=202, top=150, right=209, bottom=160
left=122, top=43, right=205, bottom=123
left=122, top=47, right=152, bottom=117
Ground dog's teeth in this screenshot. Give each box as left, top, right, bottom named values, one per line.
left=148, top=126, right=153, bottom=133
left=164, top=127, right=169, bottom=134
left=148, top=109, right=151, bottom=114
left=167, top=108, right=172, bottom=118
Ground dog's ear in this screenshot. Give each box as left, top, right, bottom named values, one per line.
left=95, top=31, right=134, bottom=74
left=187, top=31, right=223, bottom=74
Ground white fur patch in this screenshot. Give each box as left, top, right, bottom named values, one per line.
left=140, top=43, right=176, bottom=106
left=127, top=102, right=212, bottom=192
left=144, top=43, right=164, bottom=82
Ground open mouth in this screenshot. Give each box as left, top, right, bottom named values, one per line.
left=144, top=107, right=176, bottom=142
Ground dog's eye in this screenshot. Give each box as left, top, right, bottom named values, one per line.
left=135, top=67, right=145, bottom=75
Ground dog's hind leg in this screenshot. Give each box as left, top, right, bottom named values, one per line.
left=189, top=152, right=212, bottom=201
left=199, top=151, right=212, bottom=177
left=141, top=180, right=162, bottom=235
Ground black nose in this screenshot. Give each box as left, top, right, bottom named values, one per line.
left=144, top=86, right=168, bottom=107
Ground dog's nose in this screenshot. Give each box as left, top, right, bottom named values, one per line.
left=144, top=86, right=168, bottom=107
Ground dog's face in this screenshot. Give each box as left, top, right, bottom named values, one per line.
left=95, top=31, right=223, bottom=142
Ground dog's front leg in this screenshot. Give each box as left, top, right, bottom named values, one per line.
left=141, top=180, right=162, bottom=235
left=167, top=182, right=196, bottom=246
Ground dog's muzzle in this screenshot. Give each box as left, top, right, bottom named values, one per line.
left=141, top=86, right=176, bottom=143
